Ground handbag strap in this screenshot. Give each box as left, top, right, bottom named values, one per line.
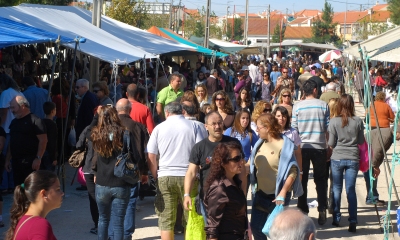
left=122, top=130, right=131, bottom=154
left=13, top=216, right=35, bottom=240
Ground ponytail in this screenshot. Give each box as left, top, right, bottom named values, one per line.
left=5, top=185, right=30, bottom=240
left=5, top=171, right=58, bottom=240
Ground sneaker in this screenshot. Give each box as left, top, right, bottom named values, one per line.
left=318, top=210, right=327, bottom=225
left=0, top=221, right=4, bottom=228
left=332, top=221, right=340, bottom=227
left=90, top=227, right=97, bottom=235
left=348, top=222, right=356, bottom=233
left=366, top=199, right=386, bottom=206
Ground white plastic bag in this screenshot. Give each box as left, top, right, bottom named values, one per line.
left=68, top=127, right=76, bottom=147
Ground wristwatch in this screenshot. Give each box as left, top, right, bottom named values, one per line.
left=184, top=194, right=190, bottom=197
left=36, top=155, right=42, bottom=160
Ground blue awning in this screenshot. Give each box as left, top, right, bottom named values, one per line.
left=0, top=16, right=74, bottom=49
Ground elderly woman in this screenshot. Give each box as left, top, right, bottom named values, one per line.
left=249, top=113, right=302, bottom=240
left=369, top=91, right=395, bottom=129
left=250, top=100, right=273, bottom=134
left=204, top=141, right=248, bottom=240
left=211, top=90, right=235, bottom=131
left=93, top=81, right=113, bottom=106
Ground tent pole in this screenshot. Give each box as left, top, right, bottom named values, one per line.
left=143, top=55, right=148, bottom=106
left=47, top=35, right=61, bottom=101
left=154, top=58, right=159, bottom=116
left=58, top=38, right=80, bottom=193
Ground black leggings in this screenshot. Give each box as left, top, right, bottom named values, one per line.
left=84, top=174, right=99, bottom=227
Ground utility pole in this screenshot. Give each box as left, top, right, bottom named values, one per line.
left=90, top=0, right=102, bottom=86
left=204, top=0, right=211, bottom=48
left=226, top=3, right=230, bottom=41
left=344, top=0, right=347, bottom=46
left=176, top=0, right=181, bottom=34
left=244, top=0, right=249, bottom=45
left=169, top=0, right=173, bottom=29
left=267, top=4, right=270, bottom=58
left=232, top=5, right=235, bottom=40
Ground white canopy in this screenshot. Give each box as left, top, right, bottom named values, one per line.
left=0, top=6, right=156, bottom=63
left=21, top=4, right=196, bottom=56
left=189, top=36, right=248, bottom=54
left=343, top=26, right=400, bottom=62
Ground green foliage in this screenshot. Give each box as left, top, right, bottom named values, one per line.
left=355, top=18, right=394, bottom=40
left=387, top=0, right=400, bottom=25
left=272, top=23, right=285, bottom=43
left=193, top=21, right=205, bottom=37
left=106, top=0, right=148, bottom=28
left=226, top=18, right=243, bottom=41
left=309, top=0, right=340, bottom=45
left=140, top=14, right=169, bottom=30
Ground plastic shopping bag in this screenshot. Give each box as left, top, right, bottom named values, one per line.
left=68, top=127, right=76, bottom=147
left=358, top=141, right=371, bottom=172
left=77, top=167, right=86, bottom=186
left=262, top=204, right=284, bottom=236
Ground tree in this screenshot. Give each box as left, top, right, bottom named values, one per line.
left=309, top=0, right=340, bottom=45
left=0, top=0, right=71, bottom=7
left=272, top=22, right=285, bottom=43
left=226, top=18, right=243, bottom=41
left=193, top=21, right=205, bottom=37
left=140, top=14, right=169, bottom=30
left=107, top=0, right=149, bottom=28
left=387, top=0, right=400, bottom=25
left=354, top=18, right=393, bottom=40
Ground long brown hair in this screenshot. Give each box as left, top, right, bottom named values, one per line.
left=257, top=113, right=282, bottom=140
left=337, top=94, right=355, bottom=127
left=211, top=90, right=234, bottom=114
left=231, top=109, right=252, bottom=140
left=204, top=141, right=243, bottom=195
left=91, top=105, right=124, bottom=158
left=236, top=87, right=252, bottom=107
left=6, top=171, right=58, bottom=240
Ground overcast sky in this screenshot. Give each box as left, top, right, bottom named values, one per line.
left=157, top=0, right=383, bottom=16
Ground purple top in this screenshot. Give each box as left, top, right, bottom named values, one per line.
left=234, top=80, right=246, bottom=99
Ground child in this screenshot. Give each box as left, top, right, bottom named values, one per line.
left=42, top=102, right=58, bottom=171
left=201, top=103, right=211, bottom=114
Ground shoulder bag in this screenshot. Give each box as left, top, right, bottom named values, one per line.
left=68, top=139, right=87, bottom=168
left=114, top=130, right=139, bottom=185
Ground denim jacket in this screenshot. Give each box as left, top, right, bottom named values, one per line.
left=250, top=134, right=303, bottom=198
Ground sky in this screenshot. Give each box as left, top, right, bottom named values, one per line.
left=155, top=0, right=384, bottom=16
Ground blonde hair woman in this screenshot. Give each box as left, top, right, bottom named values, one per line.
left=275, top=88, right=293, bottom=118
left=250, top=100, right=272, bottom=135
left=195, top=84, right=208, bottom=108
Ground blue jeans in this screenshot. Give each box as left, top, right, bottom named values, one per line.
left=363, top=170, right=379, bottom=202
left=96, top=184, right=130, bottom=240
left=250, top=191, right=275, bottom=240
left=108, top=183, right=139, bottom=240
left=331, top=159, right=359, bottom=224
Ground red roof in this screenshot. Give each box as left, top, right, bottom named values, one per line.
left=289, top=17, right=313, bottom=25
left=333, top=11, right=369, bottom=24
left=372, top=4, right=388, bottom=11
left=284, top=26, right=312, bottom=39
left=236, top=13, right=261, bottom=18
left=358, top=10, right=391, bottom=22
left=247, top=17, right=283, bottom=35
left=184, top=9, right=199, bottom=16
left=294, top=9, right=321, bottom=18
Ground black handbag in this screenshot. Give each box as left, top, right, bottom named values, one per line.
left=114, top=130, right=139, bottom=185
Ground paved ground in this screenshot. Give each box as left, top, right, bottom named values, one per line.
left=0, top=101, right=399, bottom=240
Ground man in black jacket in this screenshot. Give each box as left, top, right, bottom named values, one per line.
left=75, top=79, right=98, bottom=138
left=108, top=98, right=149, bottom=240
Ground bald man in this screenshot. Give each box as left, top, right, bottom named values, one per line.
left=319, top=82, right=340, bottom=104
left=269, top=208, right=316, bottom=240
left=108, top=98, right=149, bottom=239
left=6, top=95, right=47, bottom=185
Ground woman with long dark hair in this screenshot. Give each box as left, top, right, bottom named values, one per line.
left=328, top=94, right=365, bottom=232
left=234, top=87, right=254, bottom=115
left=204, top=141, right=248, bottom=240
left=211, top=90, right=235, bottom=131
left=249, top=113, right=302, bottom=240
left=224, top=109, right=259, bottom=162
left=5, top=171, right=63, bottom=240
left=91, top=106, right=131, bottom=240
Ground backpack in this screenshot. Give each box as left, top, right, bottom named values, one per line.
left=114, top=130, right=139, bottom=185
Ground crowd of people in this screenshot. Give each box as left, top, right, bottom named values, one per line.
left=0, top=52, right=399, bottom=240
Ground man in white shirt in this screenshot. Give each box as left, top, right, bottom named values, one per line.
left=147, top=101, right=205, bottom=240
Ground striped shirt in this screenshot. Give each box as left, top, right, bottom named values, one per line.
left=291, top=98, right=330, bottom=149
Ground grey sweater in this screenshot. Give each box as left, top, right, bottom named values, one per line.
left=328, top=117, right=365, bottom=160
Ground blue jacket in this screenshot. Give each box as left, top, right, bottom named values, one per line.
left=250, top=134, right=303, bottom=198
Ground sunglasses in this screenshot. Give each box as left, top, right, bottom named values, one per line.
left=215, top=98, right=225, bottom=101
left=282, top=72, right=288, bottom=73
left=282, top=95, right=290, bottom=98
left=227, top=155, right=243, bottom=162
left=263, top=74, right=269, bottom=77
left=93, top=89, right=100, bottom=93
left=263, top=108, right=272, bottom=113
